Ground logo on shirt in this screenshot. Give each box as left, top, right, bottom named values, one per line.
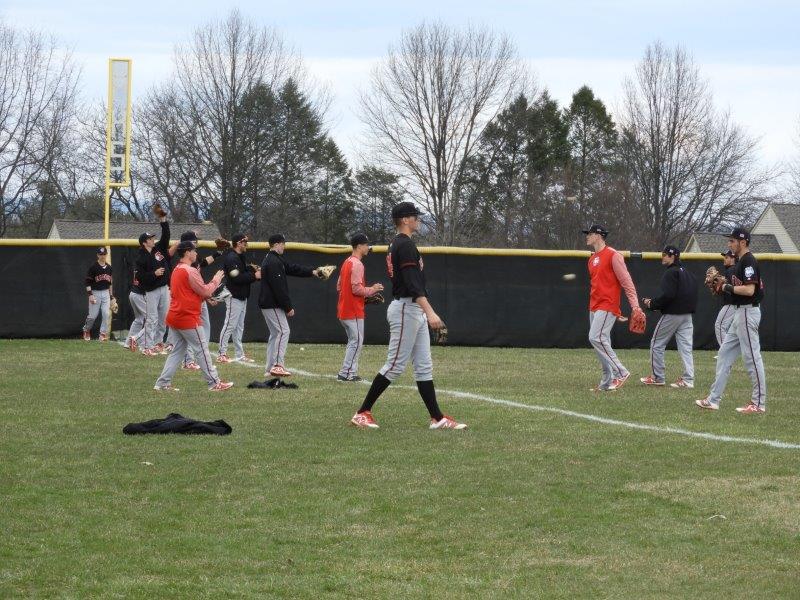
left=592, top=257, right=600, bottom=266
left=154, top=251, right=164, bottom=262
left=744, top=266, right=754, bottom=279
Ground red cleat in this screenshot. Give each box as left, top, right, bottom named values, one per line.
left=182, top=361, right=201, bottom=371
left=351, top=411, right=379, bottom=429
left=430, top=415, right=467, bottom=430
left=695, top=397, right=719, bottom=411
left=209, top=381, right=234, bottom=391
left=269, top=364, right=292, bottom=377
left=639, top=376, right=665, bottom=386
left=735, top=403, right=765, bottom=414
left=82, top=330, right=90, bottom=341
left=217, top=354, right=232, bottom=364
left=129, top=337, right=138, bottom=353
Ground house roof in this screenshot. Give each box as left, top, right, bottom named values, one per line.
left=49, top=220, right=221, bottom=240
left=686, top=231, right=783, bottom=253
left=767, top=203, right=800, bottom=248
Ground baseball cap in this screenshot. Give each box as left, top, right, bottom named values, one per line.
left=232, top=233, right=248, bottom=245
left=725, top=226, right=751, bottom=242
left=391, top=201, right=423, bottom=219
left=138, top=232, right=155, bottom=244
left=268, top=233, right=286, bottom=246
left=350, top=232, right=370, bottom=247
left=721, top=249, right=736, bottom=257
left=180, top=231, right=199, bottom=243
left=662, top=245, right=680, bottom=257
left=96, top=247, right=108, bottom=255
left=581, top=224, right=609, bottom=237
left=176, top=240, right=197, bottom=255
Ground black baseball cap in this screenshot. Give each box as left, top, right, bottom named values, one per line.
left=138, top=232, right=155, bottom=244
left=391, top=202, right=422, bottom=219
left=721, top=249, right=736, bottom=257
left=725, top=226, right=750, bottom=242
left=96, top=247, right=108, bottom=255
left=232, top=233, right=248, bottom=245
left=180, top=231, right=199, bottom=243
left=350, top=233, right=370, bottom=247
left=662, top=245, right=680, bottom=257
left=268, top=233, right=286, bottom=246
left=176, top=240, right=197, bottom=255
left=581, top=224, right=609, bottom=237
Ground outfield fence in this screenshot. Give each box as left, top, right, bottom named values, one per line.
left=1, top=239, right=798, bottom=350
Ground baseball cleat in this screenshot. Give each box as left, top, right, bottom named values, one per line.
left=217, top=354, right=232, bottom=363
left=129, top=337, right=138, bottom=353
left=141, top=348, right=158, bottom=357
left=209, top=381, right=234, bottom=391
left=350, top=411, right=379, bottom=429
left=161, top=343, right=173, bottom=355
left=639, top=376, right=665, bottom=386
left=610, top=373, right=630, bottom=389
left=589, top=386, right=617, bottom=392
left=735, top=403, right=765, bottom=414
left=337, top=375, right=363, bottom=382
left=82, top=330, right=90, bottom=341
left=670, top=378, right=694, bottom=389
left=237, top=355, right=255, bottom=364
left=182, top=361, right=201, bottom=371
left=430, top=415, right=467, bottom=430
left=695, top=397, right=719, bottom=410
left=153, top=384, right=180, bottom=392
left=98, top=333, right=109, bottom=342
left=269, top=364, right=292, bottom=377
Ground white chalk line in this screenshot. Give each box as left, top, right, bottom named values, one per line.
left=226, top=360, right=800, bottom=450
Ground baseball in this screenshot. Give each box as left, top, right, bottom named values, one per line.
left=229, top=268, right=240, bottom=278
left=562, top=273, right=576, bottom=281
left=300, top=347, right=305, bottom=351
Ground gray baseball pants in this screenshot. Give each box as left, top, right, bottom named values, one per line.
left=589, top=310, right=628, bottom=390
left=649, top=313, right=694, bottom=385
left=155, top=326, right=221, bottom=389
left=144, top=285, right=170, bottom=349
left=714, top=304, right=735, bottom=347
left=127, top=291, right=147, bottom=347
left=184, top=302, right=210, bottom=364
left=379, top=299, right=433, bottom=382
left=83, top=289, right=111, bottom=335
left=262, top=307, right=290, bottom=373
left=708, top=306, right=766, bottom=408
left=219, top=297, right=247, bottom=358
left=339, top=318, right=365, bottom=378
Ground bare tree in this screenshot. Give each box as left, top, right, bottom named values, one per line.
left=360, top=22, right=522, bottom=244
left=0, top=22, right=80, bottom=236
left=618, top=42, right=774, bottom=246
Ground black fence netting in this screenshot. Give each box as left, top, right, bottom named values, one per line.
left=1, top=246, right=796, bottom=350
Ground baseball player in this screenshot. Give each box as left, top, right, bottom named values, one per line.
left=218, top=234, right=260, bottom=364
left=641, top=245, right=698, bottom=388
left=124, top=267, right=146, bottom=352
left=336, top=233, right=384, bottom=382
left=178, top=230, right=225, bottom=370
left=714, top=249, right=737, bottom=350
left=583, top=224, right=642, bottom=392
left=82, top=247, right=114, bottom=341
left=696, top=227, right=766, bottom=414
left=135, top=213, right=170, bottom=356
left=350, top=202, right=466, bottom=430
left=153, top=241, right=233, bottom=392
left=258, top=233, right=324, bottom=378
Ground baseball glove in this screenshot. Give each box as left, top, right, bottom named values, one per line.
left=704, top=266, right=727, bottom=295
left=152, top=203, right=167, bottom=219
left=214, top=237, right=231, bottom=250
left=433, top=324, right=448, bottom=345
left=365, top=292, right=385, bottom=305
left=110, top=297, right=119, bottom=314
left=629, top=307, right=646, bottom=334
left=315, top=265, right=336, bottom=280
left=210, top=285, right=232, bottom=303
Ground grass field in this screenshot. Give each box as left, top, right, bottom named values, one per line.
left=2, top=339, right=800, bottom=598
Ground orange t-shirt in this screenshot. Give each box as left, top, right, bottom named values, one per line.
left=337, top=256, right=366, bottom=320
left=588, top=246, right=622, bottom=315
left=166, top=263, right=218, bottom=329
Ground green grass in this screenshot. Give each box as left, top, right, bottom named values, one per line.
left=2, top=339, right=800, bottom=598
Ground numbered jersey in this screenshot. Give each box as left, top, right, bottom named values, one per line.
left=387, top=233, right=427, bottom=300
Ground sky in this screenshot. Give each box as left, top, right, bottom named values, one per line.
left=3, top=0, right=799, bottom=171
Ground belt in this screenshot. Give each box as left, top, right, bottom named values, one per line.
left=734, top=303, right=759, bottom=308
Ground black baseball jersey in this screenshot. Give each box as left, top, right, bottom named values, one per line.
left=258, top=250, right=315, bottom=311
left=135, top=221, right=171, bottom=291
left=731, top=252, right=763, bottom=306
left=721, top=264, right=736, bottom=306
left=386, top=233, right=427, bottom=300
left=85, top=262, right=112, bottom=291
left=224, top=250, right=257, bottom=301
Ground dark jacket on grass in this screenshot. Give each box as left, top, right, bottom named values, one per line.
left=123, top=413, right=231, bottom=435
